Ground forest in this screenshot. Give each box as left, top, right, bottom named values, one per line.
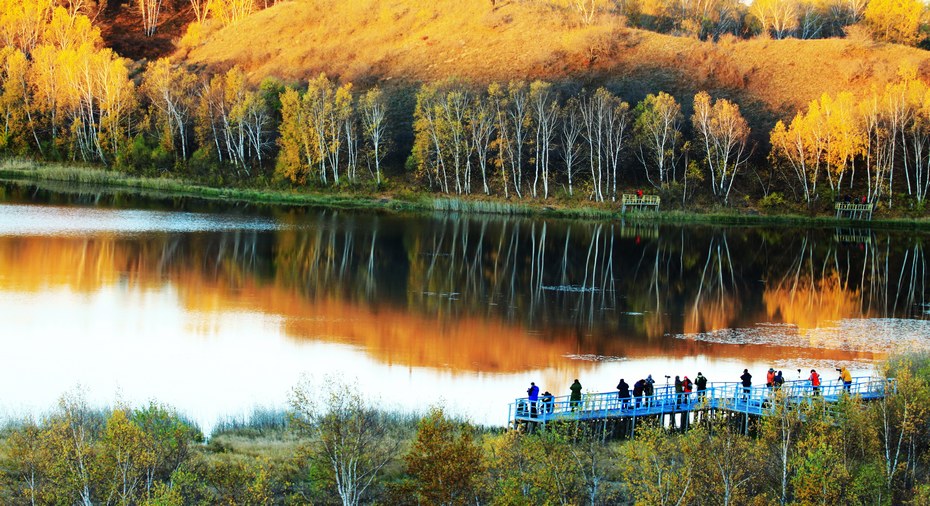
left=2, top=0, right=930, bottom=216
left=0, top=355, right=925, bottom=505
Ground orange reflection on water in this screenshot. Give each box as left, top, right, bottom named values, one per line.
left=764, top=271, right=864, bottom=334
left=0, top=234, right=877, bottom=378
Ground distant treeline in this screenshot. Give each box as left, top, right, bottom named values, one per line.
left=602, top=0, right=925, bottom=45
left=1, top=356, right=929, bottom=505
left=4, top=2, right=930, bottom=212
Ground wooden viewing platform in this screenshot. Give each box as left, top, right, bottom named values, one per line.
left=509, top=376, right=894, bottom=433
left=621, top=194, right=661, bottom=213
left=835, top=202, right=874, bottom=220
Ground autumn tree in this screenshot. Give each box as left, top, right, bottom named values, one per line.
left=770, top=108, right=824, bottom=205
left=757, top=389, right=809, bottom=504
left=0, top=47, right=36, bottom=153
left=560, top=97, right=584, bottom=197
left=142, top=58, right=197, bottom=162
left=750, top=0, right=799, bottom=38
left=468, top=94, right=495, bottom=195
left=529, top=80, right=559, bottom=199
left=209, top=0, right=254, bottom=26
left=6, top=420, right=54, bottom=505
left=359, top=87, right=388, bottom=186
left=634, top=91, right=682, bottom=189
left=290, top=377, right=400, bottom=506
left=687, top=415, right=758, bottom=505
left=864, top=0, right=925, bottom=45
left=621, top=423, right=694, bottom=505
left=692, top=91, right=750, bottom=205
left=197, top=67, right=274, bottom=177
left=872, top=357, right=930, bottom=498
left=99, top=408, right=154, bottom=504
left=405, top=407, right=483, bottom=506
left=138, top=0, right=163, bottom=36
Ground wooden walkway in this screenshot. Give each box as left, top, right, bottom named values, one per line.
left=621, top=194, right=660, bottom=213
left=510, top=376, right=894, bottom=429
left=835, top=202, right=874, bottom=220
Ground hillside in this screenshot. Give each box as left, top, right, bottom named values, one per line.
left=179, top=0, right=930, bottom=133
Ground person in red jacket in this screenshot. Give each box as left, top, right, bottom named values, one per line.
left=809, top=369, right=821, bottom=396
left=682, top=376, right=693, bottom=405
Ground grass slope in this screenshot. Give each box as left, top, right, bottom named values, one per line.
left=181, top=0, right=930, bottom=131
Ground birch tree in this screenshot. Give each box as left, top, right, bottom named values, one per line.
left=506, top=81, right=529, bottom=198
left=560, top=97, right=583, bottom=197
left=137, top=0, right=162, bottom=36
left=529, top=80, right=559, bottom=199
left=469, top=94, right=495, bottom=195
left=290, top=377, right=400, bottom=506
left=142, top=58, right=197, bottom=161
left=750, top=0, right=799, bottom=38
left=360, top=87, right=388, bottom=186
left=634, top=91, right=682, bottom=189
left=692, top=91, right=750, bottom=205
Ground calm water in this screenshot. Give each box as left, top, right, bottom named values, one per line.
left=1, top=180, right=927, bottom=430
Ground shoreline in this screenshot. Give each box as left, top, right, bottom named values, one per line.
left=4, top=161, right=930, bottom=230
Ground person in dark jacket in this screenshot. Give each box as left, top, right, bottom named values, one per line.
left=633, top=379, right=645, bottom=407
left=527, top=382, right=540, bottom=416
left=740, top=369, right=752, bottom=400
left=695, top=372, right=708, bottom=400
left=644, top=375, right=655, bottom=406
left=774, top=371, right=784, bottom=389
left=674, top=376, right=683, bottom=408
left=617, top=379, right=630, bottom=408
left=570, top=379, right=582, bottom=410
left=541, top=391, right=554, bottom=413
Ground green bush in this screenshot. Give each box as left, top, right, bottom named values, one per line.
left=759, top=192, right=789, bottom=211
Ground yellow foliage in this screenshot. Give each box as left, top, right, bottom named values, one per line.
left=864, top=0, right=924, bottom=45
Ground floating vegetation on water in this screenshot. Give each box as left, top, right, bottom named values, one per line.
left=673, top=318, right=930, bottom=355
left=420, top=291, right=461, bottom=299
left=564, top=354, right=628, bottom=362
left=542, top=285, right=599, bottom=293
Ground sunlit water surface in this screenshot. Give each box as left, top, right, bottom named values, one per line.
left=0, top=182, right=927, bottom=431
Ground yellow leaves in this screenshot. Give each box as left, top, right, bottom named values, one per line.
left=42, top=5, right=102, bottom=51
left=864, top=0, right=924, bottom=45
left=209, top=0, right=255, bottom=27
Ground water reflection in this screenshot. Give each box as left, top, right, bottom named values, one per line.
left=0, top=181, right=927, bottom=426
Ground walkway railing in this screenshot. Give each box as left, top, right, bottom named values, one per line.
left=835, top=202, right=874, bottom=220
left=621, top=194, right=661, bottom=213
left=509, top=376, right=895, bottom=425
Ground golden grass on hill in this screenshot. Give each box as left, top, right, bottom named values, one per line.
left=181, top=0, right=930, bottom=132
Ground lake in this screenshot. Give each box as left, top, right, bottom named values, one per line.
left=0, top=180, right=926, bottom=431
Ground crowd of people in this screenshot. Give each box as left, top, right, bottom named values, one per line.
left=521, top=366, right=856, bottom=415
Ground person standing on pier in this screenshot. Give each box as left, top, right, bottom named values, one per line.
left=766, top=368, right=775, bottom=389
left=695, top=372, right=708, bottom=400
left=839, top=366, right=852, bottom=393
left=682, top=376, right=693, bottom=405
left=644, top=375, right=655, bottom=406
left=527, top=382, right=539, bottom=416
left=809, top=369, right=821, bottom=395
left=570, top=379, right=583, bottom=410
left=674, top=376, right=683, bottom=408
left=740, top=369, right=752, bottom=400
left=633, top=379, right=645, bottom=407
left=774, top=371, right=784, bottom=389
left=617, top=379, right=630, bottom=409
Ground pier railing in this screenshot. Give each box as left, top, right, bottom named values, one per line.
left=509, top=376, right=895, bottom=425
left=621, top=194, right=661, bottom=213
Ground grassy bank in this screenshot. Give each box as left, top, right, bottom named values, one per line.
left=6, top=160, right=930, bottom=229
